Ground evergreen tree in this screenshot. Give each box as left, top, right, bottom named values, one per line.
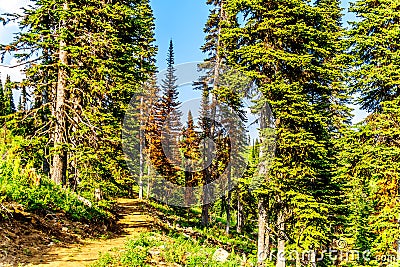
left=349, top=0, right=400, bottom=112
left=21, top=85, right=28, bottom=111
left=341, top=99, right=400, bottom=264
left=348, top=0, right=400, bottom=261
left=222, top=0, right=348, bottom=265
left=198, top=87, right=213, bottom=226
left=139, top=75, right=160, bottom=198
left=0, top=76, right=4, bottom=117
left=4, top=75, right=15, bottom=115
left=159, top=40, right=182, bottom=181
left=180, top=110, right=201, bottom=206
left=3, top=0, right=156, bottom=189
left=17, top=96, right=23, bottom=112
left=197, top=0, right=229, bottom=228
left=235, top=140, right=259, bottom=234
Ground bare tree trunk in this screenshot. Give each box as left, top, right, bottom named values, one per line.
left=51, top=2, right=68, bottom=186
left=310, top=250, right=316, bottom=267
left=257, top=104, right=272, bottom=266
left=201, top=204, right=210, bottom=226
left=201, top=178, right=210, bottom=227
left=295, top=253, right=301, bottom=267
left=397, top=239, right=400, bottom=262
left=69, top=86, right=82, bottom=191
left=201, top=204, right=210, bottom=227
left=276, top=209, right=286, bottom=267
left=146, top=160, right=151, bottom=199
left=397, top=210, right=400, bottom=263
left=237, top=190, right=243, bottom=233
left=139, top=96, right=144, bottom=199
left=201, top=99, right=212, bottom=227
left=184, top=170, right=192, bottom=207
left=226, top=166, right=231, bottom=234
left=257, top=199, right=270, bottom=265
left=200, top=0, right=228, bottom=229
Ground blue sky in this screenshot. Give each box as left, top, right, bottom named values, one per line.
left=152, top=0, right=357, bottom=69
left=151, top=0, right=366, bottom=124
left=0, top=0, right=366, bottom=123
left=0, top=0, right=358, bottom=68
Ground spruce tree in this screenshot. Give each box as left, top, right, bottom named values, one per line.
left=21, top=86, right=28, bottom=111
left=139, top=75, right=160, bottom=198
left=0, top=76, right=4, bottom=117
left=197, top=0, right=229, bottom=228
left=180, top=110, right=201, bottom=206
left=3, top=0, right=156, bottom=188
left=4, top=75, right=15, bottom=115
left=159, top=40, right=182, bottom=181
left=17, top=96, right=23, bottom=112
left=349, top=0, right=400, bottom=112
left=198, top=87, right=213, bottom=226
left=222, top=0, right=348, bottom=265
left=348, top=0, right=400, bottom=261
left=341, top=99, right=400, bottom=264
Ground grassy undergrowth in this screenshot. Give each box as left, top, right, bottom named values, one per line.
left=148, top=200, right=257, bottom=256
left=92, top=198, right=259, bottom=266
left=92, top=232, right=253, bottom=267
left=0, top=134, right=110, bottom=222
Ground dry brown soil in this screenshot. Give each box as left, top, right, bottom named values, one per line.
left=1, top=198, right=152, bottom=267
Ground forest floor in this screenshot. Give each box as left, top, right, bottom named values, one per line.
left=1, top=198, right=152, bottom=267
left=2, top=197, right=253, bottom=266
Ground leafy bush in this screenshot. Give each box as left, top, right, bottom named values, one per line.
left=92, top=232, right=248, bottom=267
left=0, top=135, right=110, bottom=221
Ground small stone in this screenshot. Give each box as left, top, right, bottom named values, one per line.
left=183, top=233, right=190, bottom=238
left=213, top=248, right=230, bottom=262
left=148, top=247, right=161, bottom=256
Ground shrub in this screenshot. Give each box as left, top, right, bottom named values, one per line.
left=0, top=135, right=110, bottom=221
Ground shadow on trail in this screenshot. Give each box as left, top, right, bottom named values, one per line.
left=2, top=198, right=151, bottom=267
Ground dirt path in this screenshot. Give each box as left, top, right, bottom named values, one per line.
left=27, top=198, right=152, bottom=267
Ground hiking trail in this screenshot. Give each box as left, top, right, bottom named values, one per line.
left=27, top=198, right=152, bottom=267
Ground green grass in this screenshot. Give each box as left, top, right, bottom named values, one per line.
left=92, top=232, right=252, bottom=267
left=148, top=200, right=257, bottom=255
left=0, top=134, right=110, bottom=221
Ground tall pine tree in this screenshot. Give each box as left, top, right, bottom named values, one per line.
left=0, top=76, right=4, bottom=117
left=349, top=0, right=400, bottom=112
left=3, top=75, right=15, bottom=116
left=348, top=0, right=400, bottom=262
left=2, top=0, right=156, bottom=191
left=158, top=40, right=182, bottom=181
left=180, top=110, right=201, bottom=206
left=222, top=0, right=348, bottom=265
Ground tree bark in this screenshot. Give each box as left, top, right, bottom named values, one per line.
left=257, top=104, right=272, bottom=266
left=201, top=203, right=210, bottom=226
left=201, top=178, right=210, bottom=227
left=276, top=209, right=286, bottom=267
left=226, top=166, right=231, bottom=234
left=51, top=2, right=68, bottom=186
left=257, top=199, right=270, bottom=265
left=201, top=100, right=212, bottom=227
left=146, top=160, right=151, bottom=199
left=139, top=96, right=144, bottom=199
left=184, top=170, right=192, bottom=207
left=397, top=239, right=400, bottom=262
left=237, top=190, right=243, bottom=233
left=310, top=250, right=316, bottom=267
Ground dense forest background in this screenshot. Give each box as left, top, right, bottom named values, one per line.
left=0, top=0, right=399, bottom=266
